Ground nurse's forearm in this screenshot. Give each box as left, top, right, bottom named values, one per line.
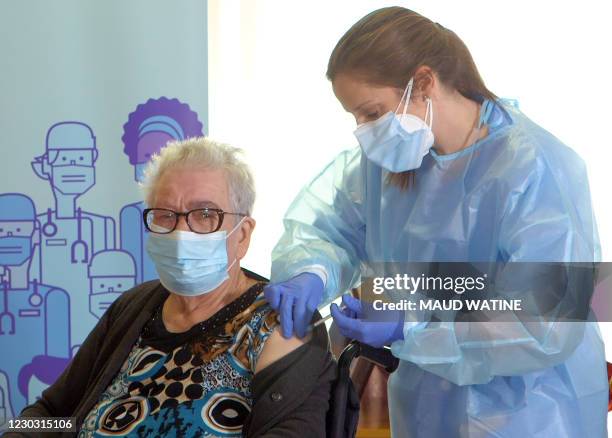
left=391, top=320, right=589, bottom=385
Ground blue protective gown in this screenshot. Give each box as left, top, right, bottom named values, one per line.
left=271, top=101, right=608, bottom=437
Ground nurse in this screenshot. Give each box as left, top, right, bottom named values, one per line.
left=265, top=6, right=607, bottom=437
left=31, top=121, right=116, bottom=350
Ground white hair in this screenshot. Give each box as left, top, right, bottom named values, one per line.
left=141, top=137, right=255, bottom=216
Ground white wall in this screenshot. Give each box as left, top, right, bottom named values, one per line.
left=207, top=0, right=612, bottom=368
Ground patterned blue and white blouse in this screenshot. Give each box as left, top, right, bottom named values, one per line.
left=79, top=282, right=279, bottom=437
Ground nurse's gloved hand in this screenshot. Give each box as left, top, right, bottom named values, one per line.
left=264, top=272, right=324, bottom=339
left=331, top=294, right=404, bottom=348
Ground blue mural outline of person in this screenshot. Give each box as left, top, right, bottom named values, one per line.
left=30, top=121, right=116, bottom=348
left=119, top=97, right=203, bottom=283
left=0, top=193, right=70, bottom=416
left=88, top=249, right=136, bottom=319
left=0, top=370, right=14, bottom=429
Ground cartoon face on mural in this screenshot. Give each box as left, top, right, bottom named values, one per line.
left=119, top=97, right=204, bottom=284
left=88, top=250, right=136, bottom=319
left=31, top=122, right=98, bottom=198
left=0, top=194, right=38, bottom=269
left=122, top=97, right=204, bottom=183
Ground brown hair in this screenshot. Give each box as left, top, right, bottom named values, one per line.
left=327, top=6, right=496, bottom=189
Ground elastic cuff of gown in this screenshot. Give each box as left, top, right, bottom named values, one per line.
left=294, top=264, right=328, bottom=287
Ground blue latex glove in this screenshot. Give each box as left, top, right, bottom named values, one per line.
left=264, top=272, right=324, bottom=339
left=330, top=294, right=404, bottom=348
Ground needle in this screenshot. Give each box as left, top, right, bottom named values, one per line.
left=312, top=312, right=333, bottom=328
left=307, top=305, right=347, bottom=332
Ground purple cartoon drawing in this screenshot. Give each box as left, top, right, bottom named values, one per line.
left=30, top=122, right=116, bottom=349
left=0, top=193, right=70, bottom=415
left=88, top=250, right=136, bottom=319
left=18, top=355, right=71, bottom=406
left=120, top=97, right=203, bottom=283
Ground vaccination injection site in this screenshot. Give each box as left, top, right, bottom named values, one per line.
left=1, top=1, right=611, bottom=437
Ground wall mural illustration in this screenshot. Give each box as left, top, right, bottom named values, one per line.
left=120, top=97, right=204, bottom=284
left=0, top=97, right=204, bottom=419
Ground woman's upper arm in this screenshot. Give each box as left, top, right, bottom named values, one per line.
left=247, top=321, right=335, bottom=437
left=255, top=328, right=308, bottom=374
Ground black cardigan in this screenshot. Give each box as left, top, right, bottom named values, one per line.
left=5, top=279, right=336, bottom=437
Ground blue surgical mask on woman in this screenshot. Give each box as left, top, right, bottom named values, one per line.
left=354, top=77, right=434, bottom=172
left=146, top=218, right=244, bottom=296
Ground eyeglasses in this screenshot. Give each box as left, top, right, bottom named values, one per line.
left=143, top=208, right=247, bottom=234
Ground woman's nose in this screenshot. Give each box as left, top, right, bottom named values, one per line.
left=175, top=215, right=190, bottom=232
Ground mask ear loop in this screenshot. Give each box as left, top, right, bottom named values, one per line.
left=226, top=257, right=239, bottom=273
left=226, top=216, right=247, bottom=272
left=227, top=216, right=247, bottom=238
left=424, top=97, right=433, bottom=129
left=397, top=78, right=414, bottom=115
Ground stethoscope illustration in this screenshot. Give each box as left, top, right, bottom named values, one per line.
left=41, top=207, right=89, bottom=264
left=42, top=208, right=57, bottom=237
left=0, top=278, right=44, bottom=336
left=0, top=280, right=14, bottom=335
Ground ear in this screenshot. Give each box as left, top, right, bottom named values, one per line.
left=412, top=65, right=436, bottom=101
left=235, top=217, right=256, bottom=260
left=32, top=220, right=41, bottom=246
left=31, top=156, right=51, bottom=180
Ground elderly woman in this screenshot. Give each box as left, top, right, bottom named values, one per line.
left=11, top=138, right=335, bottom=437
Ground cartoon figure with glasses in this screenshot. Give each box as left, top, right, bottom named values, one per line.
left=30, top=122, right=115, bottom=349
left=119, top=98, right=203, bottom=284
left=0, top=193, right=70, bottom=415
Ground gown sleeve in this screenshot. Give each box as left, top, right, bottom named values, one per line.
left=271, top=147, right=367, bottom=304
